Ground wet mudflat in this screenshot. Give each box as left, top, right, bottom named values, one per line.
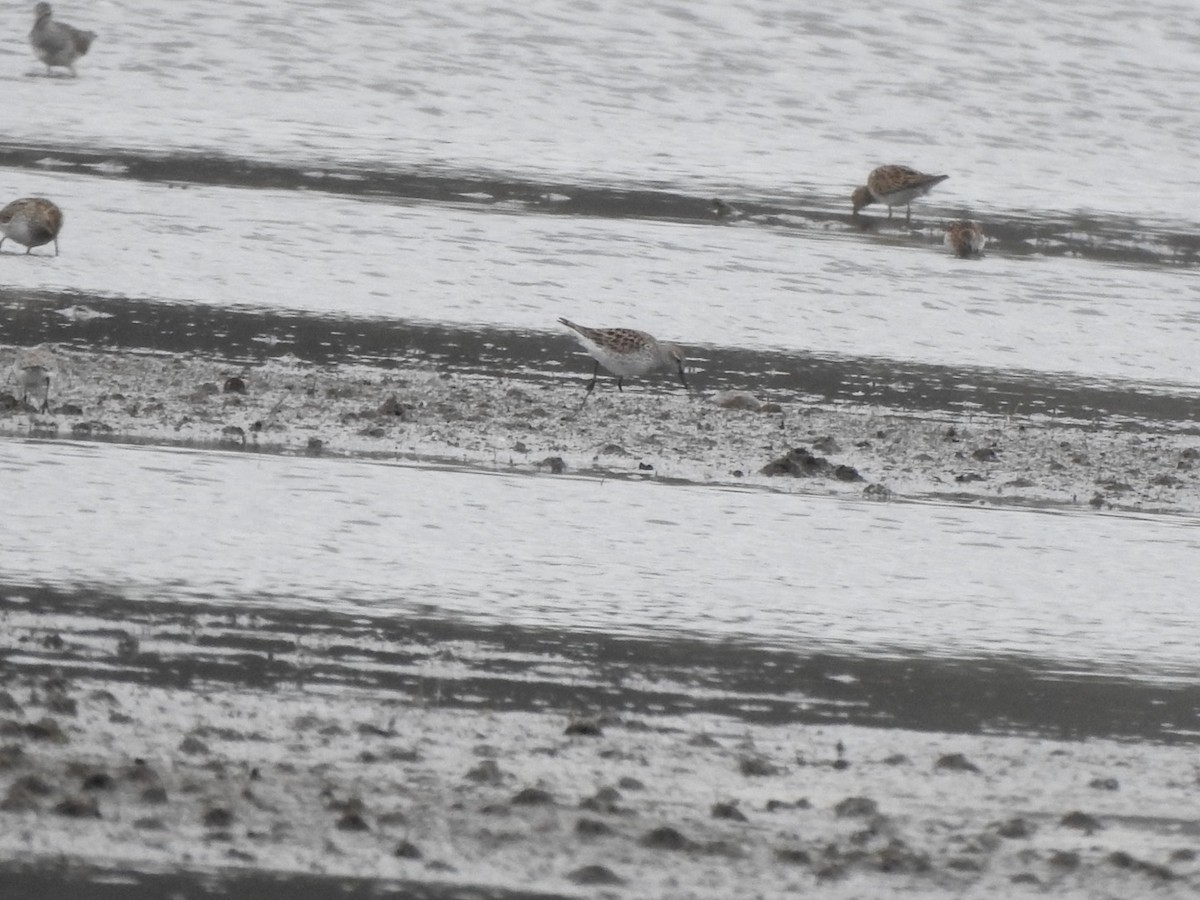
left=2, top=585, right=1199, bottom=900
left=4, top=344, right=1200, bottom=515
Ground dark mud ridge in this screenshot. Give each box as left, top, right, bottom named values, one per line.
left=1, top=140, right=1197, bottom=267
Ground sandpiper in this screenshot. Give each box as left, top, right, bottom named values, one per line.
left=11, top=345, right=59, bottom=412
left=558, top=317, right=688, bottom=403
left=0, top=198, right=64, bottom=255
left=944, top=220, right=987, bottom=258
left=30, top=2, right=96, bottom=77
left=852, top=165, right=949, bottom=225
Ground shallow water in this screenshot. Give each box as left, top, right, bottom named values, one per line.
left=3, top=439, right=1198, bottom=682
left=5, top=0, right=1200, bottom=219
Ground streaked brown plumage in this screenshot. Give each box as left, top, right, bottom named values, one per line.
left=558, top=317, right=688, bottom=403
left=944, top=220, right=987, bottom=258
left=0, top=198, right=64, bottom=255
left=852, top=165, right=949, bottom=225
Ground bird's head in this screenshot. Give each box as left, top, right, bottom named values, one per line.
left=663, top=343, right=689, bottom=390
left=851, top=186, right=874, bottom=214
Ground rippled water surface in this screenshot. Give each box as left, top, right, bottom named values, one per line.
left=3, top=440, right=1199, bottom=681
left=5, top=0, right=1200, bottom=218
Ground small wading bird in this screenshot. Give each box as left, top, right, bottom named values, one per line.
left=0, top=198, right=64, bottom=255
left=944, top=220, right=987, bottom=258
left=30, top=2, right=96, bottom=77
left=11, top=345, right=59, bottom=412
left=558, top=317, right=688, bottom=405
left=851, top=165, right=949, bottom=225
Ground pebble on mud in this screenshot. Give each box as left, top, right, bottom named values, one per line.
left=834, top=796, right=879, bottom=818
left=580, top=786, right=623, bottom=814
left=511, top=787, right=555, bottom=806
left=24, top=718, right=68, bottom=743
left=141, top=785, right=168, bottom=805
left=393, top=840, right=422, bottom=859
left=934, top=752, right=980, bottom=773
left=202, top=807, right=234, bottom=828
left=337, top=811, right=371, bottom=831
left=775, top=847, right=812, bottom=865
left=567, top=864, right=625, bottom=886
left=640, top=825, right=692, bottom=851
left=710, top=801, right=747, bottom=822
left=179, top=735, right=209, bottom=755
left=1060, top=810, right=1103, bottom=833
left=55, top=794, right=101, bottom=818
left=738, top=754, right=781, bottom=777
left=465, top=759, right=504, bottom=785
left=995, top=817, right=1034, bottom=839
left=575, top=817, right=613, bottom=837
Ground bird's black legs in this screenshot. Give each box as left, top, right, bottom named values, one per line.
left=578, top=361, right=600, bottom=409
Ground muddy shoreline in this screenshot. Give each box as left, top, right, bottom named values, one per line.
left=4, top=344, right=1200, bottom=515
left=6, top=291, right=1200, bottom=426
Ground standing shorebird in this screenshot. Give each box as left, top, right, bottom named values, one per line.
left=851, top=165, right=949, bottom=225
left=11, top=345, right=59, bottom=412
left=944, top=220, right=987, bottom=258
left=0, top=198, right=64, bottom=255
left=30, top=2, right=96, bottom=77
left=558, top=317, right=688, bottom=404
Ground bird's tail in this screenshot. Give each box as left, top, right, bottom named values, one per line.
left=70, top=28, right=96, bottom=55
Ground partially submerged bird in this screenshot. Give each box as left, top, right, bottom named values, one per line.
left=558, top=317, right=688, bottom=403
left=944, top=220, right=987, bottom=258
left=11, top=345, right=59, bottom=412
left=30, top=2, right=96, bottom=77
left=0, top=198, right=64, bottom=255
left=852, top=165, right=949, bottom=225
